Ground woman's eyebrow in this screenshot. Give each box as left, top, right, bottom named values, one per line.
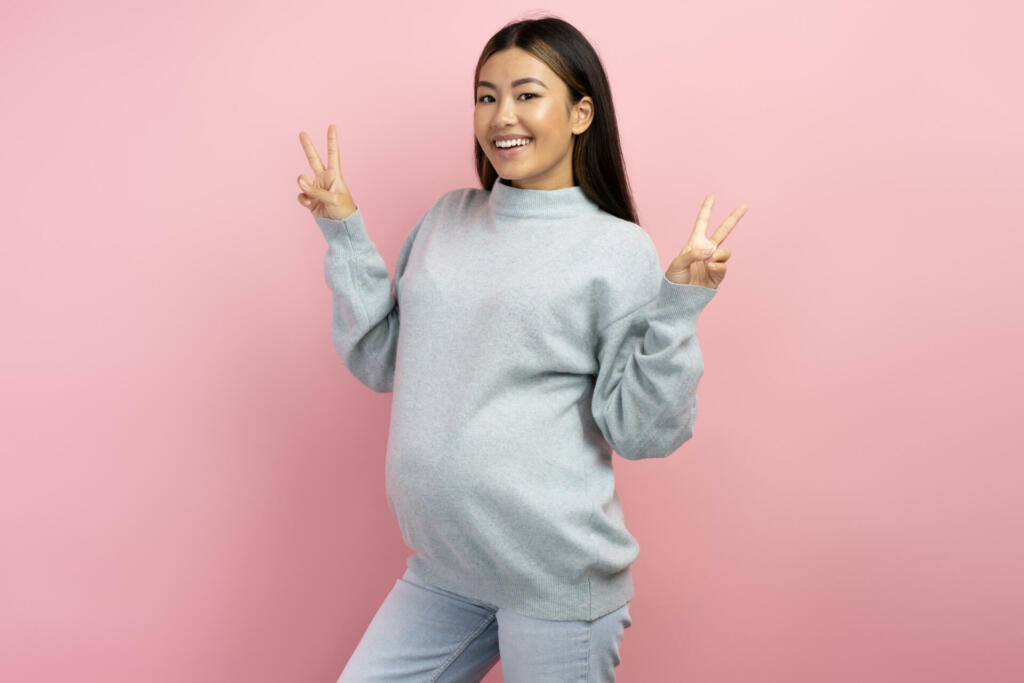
left=476, top=77, right=549, bottom=90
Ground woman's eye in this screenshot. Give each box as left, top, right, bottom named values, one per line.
left=476, top=93, right=538, bottom=103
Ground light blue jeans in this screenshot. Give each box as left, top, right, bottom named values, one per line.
left=338, top=567, right=633, bottom=682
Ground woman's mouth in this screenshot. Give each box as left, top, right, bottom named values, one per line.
left=493, top=138, right=533, bottom=159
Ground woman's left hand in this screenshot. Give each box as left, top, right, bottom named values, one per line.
left=664, top=194, right=747, bottom=289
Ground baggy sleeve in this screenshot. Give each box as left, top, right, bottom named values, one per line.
left=590, top=238, right=718, bottom=460
left=315, top=206, right=426, bottom=393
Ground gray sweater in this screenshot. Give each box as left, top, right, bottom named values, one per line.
left=315, top=178, right=717, bottom=621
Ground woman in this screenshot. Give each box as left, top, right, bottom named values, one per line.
left=296, top=15, right=746, bottom=683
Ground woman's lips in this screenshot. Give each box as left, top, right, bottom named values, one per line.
left=494, top=139, right=532, bottom=158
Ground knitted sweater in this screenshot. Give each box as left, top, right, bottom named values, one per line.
left=315, top=178, right=717, bottom=621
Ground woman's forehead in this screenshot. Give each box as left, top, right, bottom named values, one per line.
left=480, top=48, right=553, bottom=81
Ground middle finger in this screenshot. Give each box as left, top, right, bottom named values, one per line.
left=709, top=204, right=748, bottom=246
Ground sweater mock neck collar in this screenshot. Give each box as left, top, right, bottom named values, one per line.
left=488, top=177, right=602, bottom=219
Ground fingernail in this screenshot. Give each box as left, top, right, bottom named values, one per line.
left=300, top=179, right=309, bottom=189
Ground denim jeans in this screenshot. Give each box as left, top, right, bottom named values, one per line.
left=338, top=567, right=633, bottom=682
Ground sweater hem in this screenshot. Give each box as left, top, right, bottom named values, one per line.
left=405, top=554, right=635, bottom=622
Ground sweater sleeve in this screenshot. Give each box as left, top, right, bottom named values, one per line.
left=315, top=206, right=426, bottom=393
left=590, top=246, right=718, bottom=460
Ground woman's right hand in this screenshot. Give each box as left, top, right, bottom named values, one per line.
left=297, top=124, right=359, bottom=220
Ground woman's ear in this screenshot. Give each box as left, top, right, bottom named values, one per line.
left=572, top=96, right=595, bottom=135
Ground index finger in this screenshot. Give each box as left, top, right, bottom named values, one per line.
left=327, top=123, right=339, bottom=172
left=709, top=203, right=748, bottom=247
left=299, top=129, right=325, bottom=174
left=691, top=194, right=715, bottom=240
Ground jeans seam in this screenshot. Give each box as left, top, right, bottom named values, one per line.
left=582, top=621, right=592, bottom=682
left=428, top=613, right=495, bottom=683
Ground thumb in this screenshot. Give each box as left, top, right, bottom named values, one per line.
left=301, top=182, right=329, bottom=203
left=677, top=245, right=715, bottom=269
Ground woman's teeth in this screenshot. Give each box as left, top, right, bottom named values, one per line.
left=495, top=138, right=532, bottom=148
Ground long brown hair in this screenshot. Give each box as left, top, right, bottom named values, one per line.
left=473, top=15, right=639, bottom=224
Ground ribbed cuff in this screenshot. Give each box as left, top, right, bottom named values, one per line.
left=314, top=207, right=364, bottom=243
left=656, top=275, right=718, bottom=318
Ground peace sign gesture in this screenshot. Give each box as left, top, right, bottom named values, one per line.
left=296, top=123, right=359, bottom=221
left=664, top=194, right=748, bottom=289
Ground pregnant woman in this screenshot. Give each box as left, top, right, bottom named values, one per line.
left=295, top=15, right=747, bottom=683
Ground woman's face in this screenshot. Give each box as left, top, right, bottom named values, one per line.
left=474, top=47, right=593, bottom=191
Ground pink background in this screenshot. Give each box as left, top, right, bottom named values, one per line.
left=2, top=0, right=1022, bottom=681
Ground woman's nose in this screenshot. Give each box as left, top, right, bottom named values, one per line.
left=496, top=109, right=517, bottom=125
left=495, top=99, right=518, bottom=123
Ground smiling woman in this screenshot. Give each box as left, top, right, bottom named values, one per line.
left=308, top=13, right=744, bottom=683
